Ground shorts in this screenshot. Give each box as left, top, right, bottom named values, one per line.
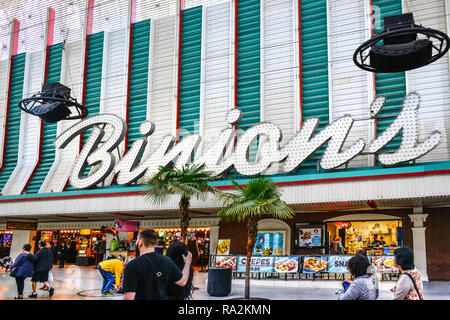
left=32, top=270, right=49, bottom=282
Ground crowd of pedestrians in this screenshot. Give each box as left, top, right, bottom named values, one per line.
left=5, top=227, right=424, bottom=301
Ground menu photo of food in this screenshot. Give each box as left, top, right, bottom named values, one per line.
left=298, top=228, right=322, bottom=247
left=371, top=256, right=399, bottom=273
left=302, top=256, right=328, bottom=273
left=274, top=256, right=299, bottom=273
left=216, top=239, right=231, bottom=255
left=215, top=255, right=237, bottom=270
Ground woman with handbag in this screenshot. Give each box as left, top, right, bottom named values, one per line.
left=391, top=247, right=425, bottom=300
left=10, top=244, right=34, bottom=299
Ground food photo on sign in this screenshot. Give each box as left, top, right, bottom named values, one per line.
left=253, top=232, right=284, bottom=256
left=274, top=256, right=299, bottom=273
left=215, top=256, right=237, bottom=270
left=298, top=228, right=322, bottom=247
left=302, top=256, right=328, bottom=273
left=216, top=239, right=231, bottom=255
left=371, top=256, right=399, bottom=273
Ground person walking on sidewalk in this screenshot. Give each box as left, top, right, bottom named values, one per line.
left=98, top=257, right=124, bottom=296
left=27, top=240, right=54, bottom=298
left=58, top=242, right=67, bottom=268
left=336, top=254, right=376, bottom=300
left=10, top=244, right=34, bottom=299
left=122, top=229, right=192, bottom=300
left=166, top=241, right=194, bottom=300
left=391, top=247, right=424, bottom=300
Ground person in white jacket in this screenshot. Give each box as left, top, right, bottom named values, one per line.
left=336, top=255, right=377, bottom=300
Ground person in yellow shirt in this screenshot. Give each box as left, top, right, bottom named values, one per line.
left=98, top=257, right=124, bottom=296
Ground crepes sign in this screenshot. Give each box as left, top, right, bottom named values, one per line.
left=55, top=93, right=441, bottom=189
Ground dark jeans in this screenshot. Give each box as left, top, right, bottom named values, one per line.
left=59, top=255, right=65, bottom=267
left=15, top=276, right=25, bottom=296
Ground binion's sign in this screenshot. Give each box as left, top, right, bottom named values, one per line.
left=55, top=93, right=441, bottom=189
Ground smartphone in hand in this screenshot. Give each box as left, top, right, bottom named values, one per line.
left=342, top=281, right=350, bottom=291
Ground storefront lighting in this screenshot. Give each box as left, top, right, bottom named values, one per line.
left=18, top=82, right=88, bottom=123
left=354, top=13, right=449, bottom=73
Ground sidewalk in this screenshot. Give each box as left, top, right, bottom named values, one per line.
left=0, top=266, right=449, bottom=300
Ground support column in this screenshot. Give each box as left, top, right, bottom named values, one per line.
left=408, top=208, right=429, bottom=282
left=209, top=225, right=220, bottom=258
left=10, top=230, right=31, bottom=260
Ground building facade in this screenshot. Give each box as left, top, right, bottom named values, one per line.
left=0, top=0, right=449, bottom=280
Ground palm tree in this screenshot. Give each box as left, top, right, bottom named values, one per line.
left=216, top=176, right=294, bottom=299
left=143, top=163, right=218, bottom=241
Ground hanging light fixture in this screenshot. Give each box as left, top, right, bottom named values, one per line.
left=353, top=13, right=449, bottom=73
left=19, top=82, right=88, bottom=123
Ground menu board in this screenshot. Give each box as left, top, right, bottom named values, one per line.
left=216, top=239, right=231, bottom=255
left=274, top=256, right=299, bottom=273
left=253, top=233, right=284, bottom=256
left=327, top=255, right=351, bottom=273
left=371, top=256, right=399, bottom=273
left=236, top=256, right=275, bottom=273
left=215, top=255, right=237, bottom=270
left=302, top=256, right=328, bottom=273
left=298, top=228, right=322, bottom=247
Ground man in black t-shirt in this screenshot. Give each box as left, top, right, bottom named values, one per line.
left=122, top=229, right=192, bottom=300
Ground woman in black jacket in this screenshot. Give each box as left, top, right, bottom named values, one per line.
left=166, top=241, right=194, bottom=300
left=28, top=240, right=54, bottom=298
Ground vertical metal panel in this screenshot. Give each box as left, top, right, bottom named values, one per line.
left=147, top=16, right=178, bottom=154
left=40, top=40, right=83, bottom=193
left=299, top=0, right=329, bottom=171
left=0, top=60, right=10, bottom=170
left=202, top=2, right=233, bottom=152
left=178, top=6, right=203, bottom=139
left=2, top=51, right=43, bottom=195
left=127, top=19, right=151, bottom=150
left=26, top=43, right=63, bottom=193
left=372, top=0, right=406, bottom=153
left=261, top=0, right=296, bottom=146
left=329, top=0, right=369, bottom=168
left=237, top=0, right=261, bottom=130
left=406, top=0, right=450, bottom=163
left=100, top=28, right=128, bottom=186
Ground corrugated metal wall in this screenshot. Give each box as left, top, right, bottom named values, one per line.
left=202, top=2, right=233, bottom=153
left=0, top=0, right=449, bottom=195
left=299, top=0, right=329, bottom=172
left=127, top=19, right=151, bottom=150
left=26, top=43, right=63, bottom=193
left=0, top=53, right=26, bottom=193
left=372, top=0, right=406, bottom=154
left=147, top=16, right=178, bottom=154
left=41, top=40, right=83, bottom=193
left=406, top=0, right=450, bottom=163
left=0, top=60, right=10, bottom=171
left=178, top=6, right=203, bottom=138
left=2, top=51, right=43, bottom=195
left=329, top=0, right=369, bottom=168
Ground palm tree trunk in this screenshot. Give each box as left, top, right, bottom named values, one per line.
left=245, top=217, right=258, bottom=299
left=179, top=196, right=190, bottom=242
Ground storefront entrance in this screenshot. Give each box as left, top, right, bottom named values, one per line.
left=0, top=231, right=13, bottom=258
left=326, top=219, right=403, bottom=256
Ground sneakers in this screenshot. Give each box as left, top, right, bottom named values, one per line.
left=49, top=287, right=54, bottom=297
left=102, top=292, right=113, bottom=297
left=28, top=293, right=37, bottom=298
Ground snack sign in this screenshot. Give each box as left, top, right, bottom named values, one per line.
left=327, top=256, right=351, bottom=273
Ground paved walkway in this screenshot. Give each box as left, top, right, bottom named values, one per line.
left=1, top=266, right=449, bottom=300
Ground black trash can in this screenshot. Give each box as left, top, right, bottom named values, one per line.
left=207, top=267, right=232, bottom=296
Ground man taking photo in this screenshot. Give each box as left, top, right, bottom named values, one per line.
left=122, top=229, right=192, bottom=300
